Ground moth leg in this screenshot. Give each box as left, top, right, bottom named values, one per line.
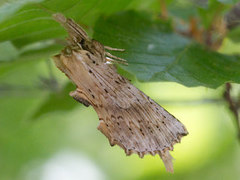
left=104, top=46, right=125, bottom=52
left=106, top=57, right=128, bottom=65
left=70, top=90, right=91, bottom=107
left=105, top=52, right=127, bottom=62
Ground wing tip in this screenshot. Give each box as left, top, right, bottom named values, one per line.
left=97, top=117, right=188, bottom=173
left=159, top=151, right=174, bottom=173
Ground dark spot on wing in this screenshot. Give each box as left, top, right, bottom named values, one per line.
left=117, top=116, right=123, bottom=120
left=86, top=52, right=91, bottom=59
left=104, top=89, right=108, bottom=93
left=118, top=76, right=125, bottom=83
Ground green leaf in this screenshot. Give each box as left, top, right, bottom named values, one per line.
left=197, top=1, right=227, bottom=29
left=217, top=0, right=239, bottom=4
left=192, top=0, right=209, bottom=9
left=0, top=0, right=152, bottom=47
left=0, top=41, right=19, bottom=61
left=0, top=39, right=63, bottom=63
left=0, top=0, right=44, bottom=23
left=93, top=11, right=240, bottom=88
left=0, top=0, right=157, bottom=61
left=227, top=27, right=240, bottom=43
left=31, top=82, right=78, bottom=119
left=168, top=1, right=198, bottom=20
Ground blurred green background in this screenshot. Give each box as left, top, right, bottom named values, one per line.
left=1, top=0, right=240, bottom=180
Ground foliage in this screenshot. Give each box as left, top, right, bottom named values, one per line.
left=1, top=0, right=240, bottom=87
left=0, top=0, right=240, bottom=180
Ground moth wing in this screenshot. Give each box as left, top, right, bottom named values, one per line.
left=90, top=64, right=188, bottom=172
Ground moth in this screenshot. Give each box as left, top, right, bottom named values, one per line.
left=52, top=13, right=188, bottom=173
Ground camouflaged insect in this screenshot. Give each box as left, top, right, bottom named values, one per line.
left=52, top=13, right=188, bottom=173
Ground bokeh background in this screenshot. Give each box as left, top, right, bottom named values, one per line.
left=1, top=0, right=240, bottom=180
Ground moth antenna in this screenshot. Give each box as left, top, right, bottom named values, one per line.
left=52, top=13, right=67, bottom=24
left=52, top=13, right=90, bottom=41
left=104, top=46, right=125, bottom=52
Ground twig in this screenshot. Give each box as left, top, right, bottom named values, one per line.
left=223, top=83, right=240, bottom=139
left=159, top=0, right=168, bottom=19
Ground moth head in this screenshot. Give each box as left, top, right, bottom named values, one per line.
left=52, top=13, right=90, bottom=44
left=62, top=46, right=73, bottom=56
left=91, top=40, right=105, bottom=54
left=90, top=39, right=105, bottom=59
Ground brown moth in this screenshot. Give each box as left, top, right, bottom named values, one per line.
left=52, top=13, right=188, bottom=173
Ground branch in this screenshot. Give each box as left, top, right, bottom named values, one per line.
left=223, top=83, right=240, bottom=139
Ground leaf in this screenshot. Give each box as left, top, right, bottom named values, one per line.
left=0, top=0, right=153, bottom=47
left=197, top=1, right=229, bottom=29
left=93, top=11, right=240, bottom=88
left=226, top=3, right=240, bottom=41
left=32, top=82, right=78, bottom=119
left=217, top=0, right=239, bottom=4
left=227, top=27, right=240, bottom=42
left=0, top=41, right=19, bottom=61
left=0, top=0, right=157, bottom=61
left=0, top=39, right=63, bottom=63
left=168, top=1, right=198, bottom=20
left=0, top=0, right=44, bottom=23
left=192, top=0, right=209, bottom=9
